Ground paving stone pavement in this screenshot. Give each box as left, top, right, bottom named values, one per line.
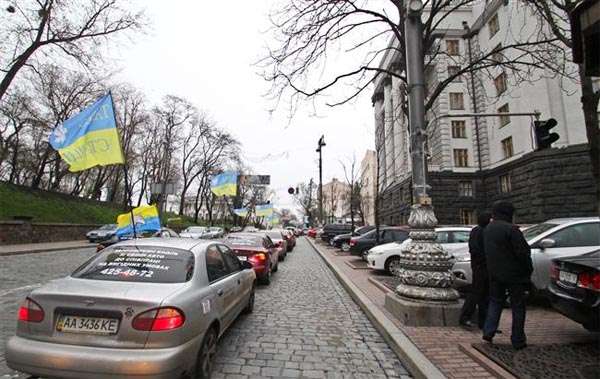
left=211, top=238, right=411, bottom=378
left=0, top=240, right=411, bottom=378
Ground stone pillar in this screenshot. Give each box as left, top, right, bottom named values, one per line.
left=383, top=77, right=396, bottom=183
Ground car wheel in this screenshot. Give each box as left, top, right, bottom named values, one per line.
left=273, top=262, right=279, bottom=273
left=194, top=327, right=218, bottom=379
left=243, top=287, right=255, bottom=314
left=259, top=267, right=271, bottom=285
left=341, top=242, right=350, bottom=252
left=279, top=252, right=286, bottom=262
left=385, top=256, right=401, bottom=275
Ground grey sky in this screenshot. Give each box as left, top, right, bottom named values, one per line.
left=116, top=1, right=374, bottom=213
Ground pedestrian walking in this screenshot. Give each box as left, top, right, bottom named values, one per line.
left=459, top=211, right=492, bottom=329
left=482, top=201, right=532, bottom=350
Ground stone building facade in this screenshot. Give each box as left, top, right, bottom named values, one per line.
left=372, top=1, right=599, bottom=225
left=360, top=150, right=377, bottom=225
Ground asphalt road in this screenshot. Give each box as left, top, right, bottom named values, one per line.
left=0, top=239, right=411, bottom=378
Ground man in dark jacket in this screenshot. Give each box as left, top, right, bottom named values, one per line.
left=482, top=201, right=533, bottom=349
left=459, top=212, right=492, bottom=329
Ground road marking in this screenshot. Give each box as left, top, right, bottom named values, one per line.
left=0, top=284, right=41, bottom=298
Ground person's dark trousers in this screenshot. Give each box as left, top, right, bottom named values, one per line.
left=483, top=278, right=528, bottom=348
left=459, top=269, right=489, bottom=328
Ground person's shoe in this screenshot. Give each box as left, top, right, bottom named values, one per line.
left=482, top=334, right=493, bottom=343
left=513, top=343, right=527, bottom=350
left=459, top=320, right=475, bottom=329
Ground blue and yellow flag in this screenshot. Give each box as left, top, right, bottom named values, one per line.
left=211, top=171, right=238, bottom=196
left=255, top=204, right=273, bottom=217
left=49, top=93, right=124, bottom=172
left=116, top=204, right=161, bottom=237
left=233, top=208, right=249, bottom=217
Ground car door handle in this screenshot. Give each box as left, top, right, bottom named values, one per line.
left=237, top=279, right=241, bottom=285
left=217, top=289, right=224, bottom=297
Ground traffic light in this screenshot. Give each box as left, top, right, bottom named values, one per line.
left=534, top=118, right=559, bottom=150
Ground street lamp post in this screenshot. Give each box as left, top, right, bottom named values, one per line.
left=316, top=135, right=326, bottom=224
left=388, top=0, right=460, bottom=324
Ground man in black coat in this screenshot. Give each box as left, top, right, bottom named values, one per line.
left=482, top=201, right=533, bottom=349
left=459, top=211, right=492, bottom=329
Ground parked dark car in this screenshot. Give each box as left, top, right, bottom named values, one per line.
left=548, top=249, right=600, bottom=331
left=349, top=227, right=410, bottom=257
left=320, top=223, right=353, bottom=243
left=224, top=233, right=279, bottom=285
left=331, top=225, right=381, bottom=251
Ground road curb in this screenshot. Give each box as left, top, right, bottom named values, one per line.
left=306, top=237, right=447, bottom=379
left=0, top=243, right=93, bottom=257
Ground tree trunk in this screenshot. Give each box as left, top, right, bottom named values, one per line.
left=30, top=145, right=52, bottom=189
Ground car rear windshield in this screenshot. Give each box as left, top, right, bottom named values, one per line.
left=187, top=227, right=206, bottom=233
left=225, top=235, right=262, bottom=246
left=72, top=245, right=195, bottom=283
left=266, top=232, right=282, bottom=239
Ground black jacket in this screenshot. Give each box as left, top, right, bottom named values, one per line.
left=484, top=220, right=533, bottom=284
left=469, top=225, right=487, bottom=273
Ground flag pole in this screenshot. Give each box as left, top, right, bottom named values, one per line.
left=109, top=91, right=137, bottom=239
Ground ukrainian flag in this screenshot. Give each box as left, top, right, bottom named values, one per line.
left=255, top=204, right=273, bottom=217
left=211, top=171, right=238, bottom=196
left=233, top=208, right=249, bottom=217
left=49, top=93, right=124, bottom=172
left=116, top=204, right=161, bottom=237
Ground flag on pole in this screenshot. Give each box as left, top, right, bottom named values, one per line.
left=49, top=93, right=124, bottom=172
left=211, top=171, right=238, bottom=196
left=255, top=204, right=273, bottom=217
left=233, top=208, right=249, bottom=217
left=116, top=204, right=161, bottom=237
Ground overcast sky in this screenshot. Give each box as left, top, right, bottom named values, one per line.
left=115, top=1, right=375, bottom=214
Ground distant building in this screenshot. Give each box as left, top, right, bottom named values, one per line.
left=321, top=178, right=350, bottom=223
left=372, top=1, right=598, bottom=225
left=360, top=150, right=377, bottom=225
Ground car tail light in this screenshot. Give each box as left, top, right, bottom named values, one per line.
left=275, top=241, right=283, bottom=247
left=578, top=271, right=600, bottom=292
left=18, top=298, right=44, bottom=323
left=550, top=264, right=559, bottom=281
left=132, top=307, right=185, bottom=331
left=249, top=253, right=267, bottom=262
left=350, top=238, right=357, bottom=246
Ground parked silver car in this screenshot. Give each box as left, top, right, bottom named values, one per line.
left=86, top=224, right=118, bottom=242
left=179, top=226, right=208, bottom=239
left=204, top=227, right=225, bottom=239
left=452, top=217, right=600, bottom=292
left=6, top=238, right=256, bottom=379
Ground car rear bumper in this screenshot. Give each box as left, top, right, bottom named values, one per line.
left=253, top=264, right=269, bottom=278
left=6, top=335, right=199, bottom=379
left=549, top=286, right=600, bottom=330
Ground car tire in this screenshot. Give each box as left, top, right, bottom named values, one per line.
left=341, top=242, right=350, bottom=252
left=279, top=252, right=286, bottom=262
left=273, top=262, right=279, bottom=273
left=384, top=256, right=401, bottom=275
left=259, top=268, right=271, bottom=285
left=194, top=326, right=218, bottom=379
left=243, top=287, right=255, bottom=314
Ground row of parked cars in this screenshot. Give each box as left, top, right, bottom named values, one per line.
left=311, top=217, right=600, bottom=331
left=8, top=226, right=298, bottom=379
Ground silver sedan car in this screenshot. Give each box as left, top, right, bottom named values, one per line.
left=6, top=238, right=256, bottom=379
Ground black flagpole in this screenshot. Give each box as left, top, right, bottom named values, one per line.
left=109, top=91, right=137, bottom=239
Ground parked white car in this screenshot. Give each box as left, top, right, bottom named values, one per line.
left=367, top=227, right=472, bottom=274
left=179, top=226, right=208, bottom=239
left=452, top=217, right=600, bottom=292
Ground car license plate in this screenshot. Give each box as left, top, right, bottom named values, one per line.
left=57, top=315, right=119, bottom=335
left=237, top=256, right=248, bottom=261
left=559, top=270, right=577, bottom=285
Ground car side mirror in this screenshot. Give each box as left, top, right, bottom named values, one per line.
left=241, top=261, right=253, bottom=270
left=539, top=238, right=556, bottom=250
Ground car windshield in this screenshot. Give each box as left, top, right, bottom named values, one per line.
left=267, top=231, right=282, bottom=239
left=99, top=224, right=117, bottom=230
left=186, top=227, right=206, bottom=233
left=522, top=223, right=558, bottom=240
left=72, top=245, right=195, bottom=283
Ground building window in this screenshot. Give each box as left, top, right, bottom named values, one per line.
left=453, top=149, right=469, bottom=167
left=488, top=14, right=500, bottom=38
left=460, top=209, right=476, bottom=225
left=501, top=136, right=514, bottom=158
left=500, top=174, right=512, bottom=193
left=498, top=103, right=510, bottom=127
left=446, top=40, right=460, bottom=56
left=449, top=92, right=465, bottom=110
left=451, top=120, right=467, bottom=138
left=448, top=65, right=462, bottom=82
left=458, top=181, right=473, bottom=197
left=494, top=72, right=507, bottom=96
left=492, top=43, right=503, bottom=62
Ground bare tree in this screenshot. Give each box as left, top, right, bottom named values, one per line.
left=0, top=0, right=144, bottom=101
left=526, top=1, right=599, bottom=184
left=293, top=180, right=316, bottom=225
left=340, top=155, right=360, bottom=231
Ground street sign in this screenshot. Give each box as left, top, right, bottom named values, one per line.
left=150, top=182, right=175, bottom=195
left=239, top=175, right=270, bottom=185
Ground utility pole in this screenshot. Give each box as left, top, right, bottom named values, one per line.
left=316, top=135, right=326, bottom=225
left=390, top=1, right=460, bottom=322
